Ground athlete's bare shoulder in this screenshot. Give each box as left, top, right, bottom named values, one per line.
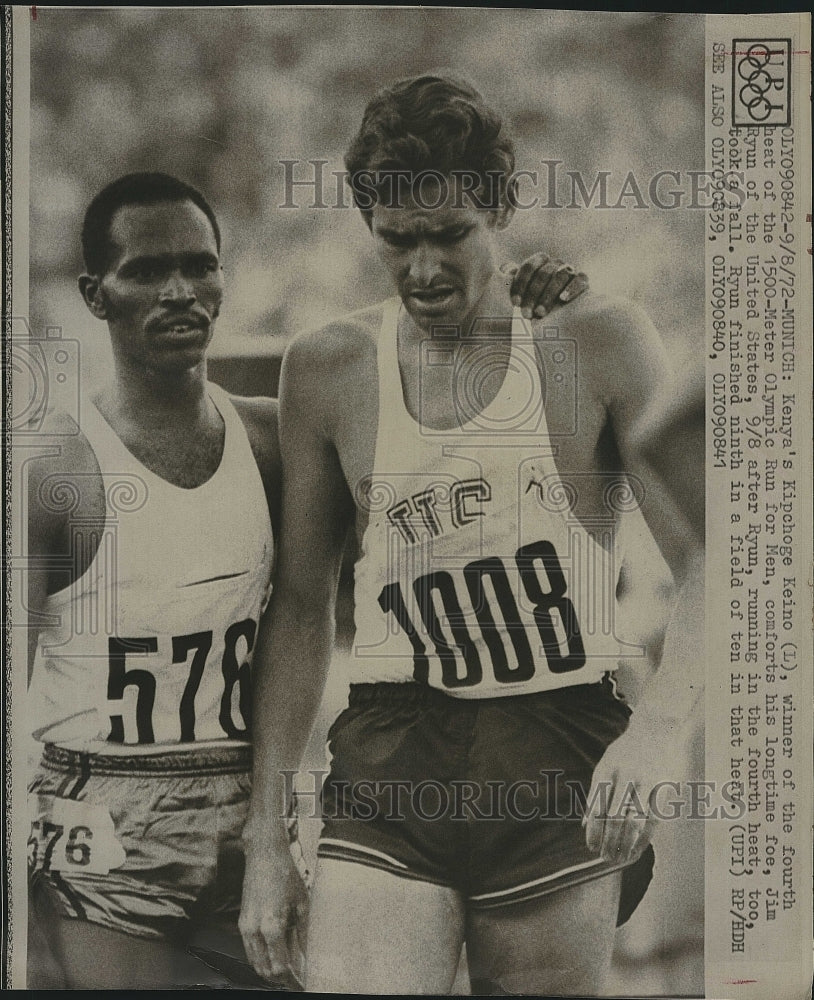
left=281, top=301, right=386, bottom=431
left=542, top=290, right=657, bottom=344
left=27, top=407, right=100, bottom=484
left=27, top=406, right=105, bottom=548
left=535, top=291, right=669, bottom=405
left=35, top=406, right=80, bottom=436
left=227, top=394, right=281, bottom=524
left=287, top=301, right=384, bottom=375
left=228, top=393, right=279, bottom=450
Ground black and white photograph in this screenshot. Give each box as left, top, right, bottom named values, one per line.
left=5, top=7, right=811, bottom=995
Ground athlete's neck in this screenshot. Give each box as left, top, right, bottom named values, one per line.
left=97, top=355, right=213, bottom=430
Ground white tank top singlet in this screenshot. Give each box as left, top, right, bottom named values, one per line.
left=29, top=382, right=274, bottom=752
left=350, top=298, right=626, bottom=697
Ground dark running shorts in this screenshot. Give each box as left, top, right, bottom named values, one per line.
left=318, top=677, right=654, bottom=925
left=28, top=743, right=308, bottom=941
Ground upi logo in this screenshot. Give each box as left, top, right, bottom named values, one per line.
left=732, top=39, right=791, bottom=127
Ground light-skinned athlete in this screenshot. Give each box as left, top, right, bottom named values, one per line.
left=240, top=74, right=703, bottom=995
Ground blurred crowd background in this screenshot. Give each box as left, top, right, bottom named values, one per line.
left=29, top=8, right=705, bottom=995
left=31, top=8, right=704, bottom=367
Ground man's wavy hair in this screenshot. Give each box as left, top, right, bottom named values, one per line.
left=344, top=73, right=516, bottom=224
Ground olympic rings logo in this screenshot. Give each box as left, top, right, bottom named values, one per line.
left=735, top=41, right=789, bottom=124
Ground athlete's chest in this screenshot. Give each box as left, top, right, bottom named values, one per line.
left=333, top=334, right=613, bottom=528
left=116, top=421, right=226, bottom=489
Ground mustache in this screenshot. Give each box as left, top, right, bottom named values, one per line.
left=148, top=310, right=212, bottom=332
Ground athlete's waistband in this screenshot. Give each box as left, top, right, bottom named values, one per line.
left=40, top=741, right=252, bottom=777
left=346, top=673, right=624, bottom=709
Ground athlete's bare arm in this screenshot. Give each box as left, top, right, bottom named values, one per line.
left=554, top=296, right=704, bottom=865
left=26, top=414, right=105, bottom=684
left=239, top=325, right=359, bottom=983
left=636, top=367, right=704, bottom=543
left=230, top=395, right=282, bottom=537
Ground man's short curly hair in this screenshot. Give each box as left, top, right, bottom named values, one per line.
left=81, top=172, right=220, bottom=276
left=344, top=73, right=516, bottom=222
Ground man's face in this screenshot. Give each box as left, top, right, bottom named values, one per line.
left=370, top=181, right=504, bottom=332
left=93, top=199, right=224, bottom=373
